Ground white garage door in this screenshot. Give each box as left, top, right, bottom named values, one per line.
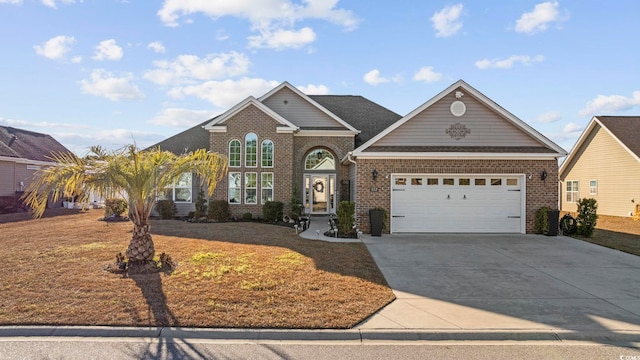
left=391, top=175, right=524, bottom=233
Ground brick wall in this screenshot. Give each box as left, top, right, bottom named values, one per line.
left=355, top=158, right=559, bottom=234
left=208, top=104, right=294, bottom=218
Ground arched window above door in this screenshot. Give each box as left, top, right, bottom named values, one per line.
left=304, top=149, right=335, bottom=170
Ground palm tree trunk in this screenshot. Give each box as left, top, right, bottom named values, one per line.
left=126, top=220, right=155, bottom=262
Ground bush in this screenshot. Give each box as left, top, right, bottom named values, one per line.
left=337, top=201, right=355, bottom=236
left=193, top=190, right=208, bottom=220
left=289, top=184, right=303, bottom=221
left=242, top=212, right=253, bottom=221
left=208, top=200, right=229, bottom=222
left=156, top=199, right=176, bottom=220
left=534, top=206, right=550, bottom=234
left=263, top=201, right=284, bottom=222
left=576, top=198, right=598, bottom=237
left=104, top=198, right=128, bottom=218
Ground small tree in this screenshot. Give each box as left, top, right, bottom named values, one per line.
left=534, top=206, right=550, bottom=234
left=193, top=190, right=208, bottom=220
left=337, top=201, right=355, bottom=236
left=104, top=198, right=128, bottom=218
left=263, top=201, right=283, bottom=222
left=289, top=184, right=303, bottom=221
left=576, top=198, right=598, bottom=237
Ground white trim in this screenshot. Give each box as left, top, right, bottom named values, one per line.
left=203, top=96, right=299, bottom=131
left=259, top=81, right=361, bottom=134
left=565, top=180, right=579, bottom=203
left=245, top=172, right=258, bottom=205
left=208, top=126, right=227, bottom=133
left=228, top=139, right=241, bottom=168
left=589, top=179, right=598, bottom=195
left=0, top=156, right=57, bottom=166
left=295, top=129, right=359, bottom=137
left=353, top=80, right=566, bottom=157
left=560, top=116, right=640, bottom=178
left=228, top=171, right=241, bottom=205
left=353, top=152, right=560, bottom=160
left=261, top=139, right=274, bottom=168
left=244, top=133, right=258, bottom=168
left=276, top=126, right=296, bottom=134
left=261, top=172, right=274, bottom=204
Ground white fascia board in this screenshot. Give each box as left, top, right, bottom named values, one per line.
left=276, top=126, right=296, bottom=134
left=259, top=81, right=361, bottom=134
left=353, top=152, right=562, bottom=160
left=207, top=125, right=227, bottom=133
left=354, top=79, right=567, bottom=156
left=294, top=129, right=358, bottom=137
left=203, top=96, right=298, bottom=131
left=0, top=156, right=57, bottom=166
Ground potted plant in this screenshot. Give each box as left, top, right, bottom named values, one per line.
left=369, top=207, right=386, bottom=237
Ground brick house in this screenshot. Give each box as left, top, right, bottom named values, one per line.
left=154, top=80, right=566, bottom=234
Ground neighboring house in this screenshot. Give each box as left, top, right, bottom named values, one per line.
left=559, top=116, right=640, bottom=217
left=0, top=126, right=71, bottom=209
left=153, top=80, right=566, bottom=234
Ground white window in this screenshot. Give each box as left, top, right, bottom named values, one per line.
left=229, top=139, right=241, bottom=168
left=589, top=180, right=598, bottom=195
left=566, top=180, right=579, bottom=203
left=228, top=172, right=241, bottom=204
left=245, top=133, right=257, bottom=167
left=245, top=172, right=257, bottom=204
left=304, top=149, right=335, bottom=170
left=163, top=172, right=192, bottom=203
left=261, top=140, right=273, bottom=168
left=261, top=172, right=274, bottom=204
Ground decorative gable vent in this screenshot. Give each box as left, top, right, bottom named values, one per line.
left=445, top=123, right=470, bottom=140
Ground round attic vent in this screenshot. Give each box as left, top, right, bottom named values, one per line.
left=450, top=101, right=466, bottom=117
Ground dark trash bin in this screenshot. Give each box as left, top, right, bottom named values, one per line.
left=545, top=209, right=560, bottom=236
left=369, top=209, right=384, bottom=237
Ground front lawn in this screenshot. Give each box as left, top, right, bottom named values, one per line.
left=566, top=213, right=640, bottom=256
left=0, top=209, right=394, bottom=328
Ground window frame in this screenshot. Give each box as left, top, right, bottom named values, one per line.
left=245, top=133, right=257, bottom=168
left=245, top=172, right=257, bottom=204
left=162, top=172, right=192, bottom=203
left=261, top=172, right=274, bottom=204
left=228, top=172, right=241, bottom=204
left=589, top=179, right=598, bottom=195
left=261, top=139, right=274, bottom=168
left=228, top=139, right=241, bottom=168
left=566, top=180, right=579, bottom=203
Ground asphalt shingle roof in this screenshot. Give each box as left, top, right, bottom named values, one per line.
left=151, top=118, right=214, bottom=154
left=597, top=116, right=640, bottom=158
left=0, top=126, right=71, bottom=162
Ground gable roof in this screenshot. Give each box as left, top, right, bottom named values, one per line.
left=259, top=82, right=360, bottom=133
left=559, top=116, right=640, bottom=177
left=203, top=96, right=299, bottom=131
left=0, top=126, right=71, bottom=163
left=310, top=95, right=402, bottom=147
left=352, top=80, right=567, bottom=158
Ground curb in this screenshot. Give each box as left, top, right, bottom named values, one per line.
left=1, top=326, right=639, bottom=345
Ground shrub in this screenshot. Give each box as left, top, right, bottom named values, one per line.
left=263, top=201, right=284, bottom=222
left=208, top=200, right=229, bottom=222
left=289, top=184, right=303, bottom=221
left=193, top=190, right=208, bottom=220
left=576, top=198, right=598, bottom=237
left=242, top=212, right=253, bottom=221
left=155, top=199, right=176, bottom=220
left=337, top=201, right=355, bottom=236
left=534, top=206, right=550, bottom=234
left=104, top=198, right=128, bottom=218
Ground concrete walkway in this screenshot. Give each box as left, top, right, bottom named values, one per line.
left=297, top=215, right=362, bottom=243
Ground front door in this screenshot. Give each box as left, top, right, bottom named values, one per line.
left=304, top=174, right=336, bottom=214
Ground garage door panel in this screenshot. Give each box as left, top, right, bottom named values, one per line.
left=391, top=175, right=523, bottom=233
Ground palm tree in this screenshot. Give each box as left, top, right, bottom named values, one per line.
left=23, top=145, right=228, bottom=262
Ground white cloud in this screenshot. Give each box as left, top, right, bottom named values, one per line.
left=431, top=4, right=463, bottom=38
left=148, top=108, right=216, bottom=127
left=413, top=66, right=443, bottom=83
left=475, top=54, right=544, bottom=69
left=248, top=27, right=316, bottom=50
left=34, top=35, right=75, bottom=60
left=92, top=39, right=123, bottom=61
left=579, top=91, right=640, bottom=116
left=363, top=69, right=401, bottom=86
left=71, top=56, right=82, bottom=63
left=515, top=1, right=564, bottom=34
left=144, top=51, right=250, bottom=85
left=79, top=69, right=145, bottom=101
left=41, top=0, right=80, bottom=8
left=297, top=84, right=330, bottom=95
left=147, top=41, right=166, bottom=53
left=562, top=122, right=584, bottom=138
left=216, top=29, right=230, bottom=41
left=533, top=111, right=561, bottom=123
left=0, top=0, right=22, bottom=4
left=167, top=78, right=279, bottom=108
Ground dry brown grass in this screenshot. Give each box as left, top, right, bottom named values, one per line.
left=563, top=212, right=640, bottom=256
left=0, top=209, right=394, bottom=328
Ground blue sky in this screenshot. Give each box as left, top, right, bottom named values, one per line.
left=1, top=1, right=639, bottom=155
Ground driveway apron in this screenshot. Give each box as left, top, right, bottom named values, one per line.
left=358, top=234, right=640, bottom=334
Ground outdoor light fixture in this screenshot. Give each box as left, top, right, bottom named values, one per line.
left=372, top=169, right=378, bottom=180
left=316, top=150, right=323, bottom=159
left=541, top=170, right=548, bottom=181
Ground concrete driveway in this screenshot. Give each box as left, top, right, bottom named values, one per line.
left=358, top=234, right=640, bottom=336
